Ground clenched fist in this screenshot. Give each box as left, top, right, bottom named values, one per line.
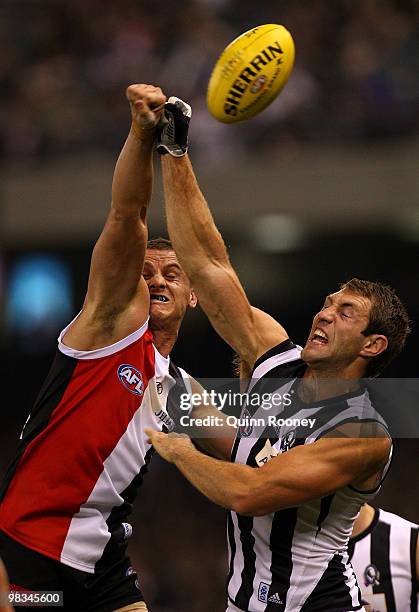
left=126, top=84, right=167, bottom=136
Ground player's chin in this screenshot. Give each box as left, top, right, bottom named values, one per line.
left=149, top=305, right=171, bottom=323
left=301, top=343, right=329, bottom=363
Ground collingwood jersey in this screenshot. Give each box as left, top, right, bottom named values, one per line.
left=349, top=508, right=418, bottom=612
left=0, top=317, right=190, bottom=573
left=227, top=340, right=391, bottom=612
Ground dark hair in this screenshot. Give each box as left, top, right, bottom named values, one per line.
left=147, top=237, right=173, bottom=251
left=340, top=278, right=411, bottom=377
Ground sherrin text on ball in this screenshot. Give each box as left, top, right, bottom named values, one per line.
left=207, top=24, right=295, bottom=123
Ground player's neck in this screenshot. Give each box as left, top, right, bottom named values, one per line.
left=151, top=327, right=178, bottom=358
left=351, top=504, right=376, bottom=539
left=300, top=368, right=361, bottom=402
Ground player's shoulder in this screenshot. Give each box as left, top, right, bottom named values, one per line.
left=251, top=337, right=304, bottom=378
left=59, top=314, right=151, bottom=361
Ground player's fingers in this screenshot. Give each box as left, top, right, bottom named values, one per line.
left=126, top=84, right=166, bottom=108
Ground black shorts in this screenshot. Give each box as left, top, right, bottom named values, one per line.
left=0, top=530, right=145, bottom=611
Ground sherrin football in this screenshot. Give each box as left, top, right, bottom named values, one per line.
left=207, top=24, right=295, bottom=123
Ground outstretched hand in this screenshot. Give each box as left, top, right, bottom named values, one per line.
left=126, top=84, right=166, bottom=135
left=145, top=428, right=195, bottom=464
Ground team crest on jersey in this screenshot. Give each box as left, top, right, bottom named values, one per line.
left=117, top=364, right=144, bottom=395
left=364, top=563, right=380, bottom=587
left=239, top=408, right=253, bottom=437
left=280, top=428, right=296, bottom=452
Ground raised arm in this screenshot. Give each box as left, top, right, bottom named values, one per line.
left=161, top=153, right=287, bottom=371
left=64, top=84, right=166, bottom=350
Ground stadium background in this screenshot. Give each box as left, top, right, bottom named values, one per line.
left=1, top=1, right=418, bottom=610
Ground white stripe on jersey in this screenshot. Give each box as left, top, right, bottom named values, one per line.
left=249, top=347, right=303, bottom=392
left=228, top=511, right=247, bottom=603
left=341, top=548, right=363, bottom=610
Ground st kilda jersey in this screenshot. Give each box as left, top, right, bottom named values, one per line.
left=227, top=339, right=392, bottom=612
left=0, top=317, right=191, bottom=573
left=349, top=508, right=418, bottom=612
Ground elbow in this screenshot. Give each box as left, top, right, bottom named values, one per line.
left=230, top=486, right=273, bottom=517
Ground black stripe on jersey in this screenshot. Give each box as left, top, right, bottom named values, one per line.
left=233, top=435, right=272, bottom=610
left=166, top=361, right=188, bottom=432
left=265, top=437, right=305, bottom=611
left=316, top=494, right=335, bottom=536
left=371, top=520, right=396, bottom=609
left=410, top=527, right=418, bottom=612
left=348, top=507, right=380, bottom=556
left=301, top=552, right=362, bottom=611
left=227, top=512, right=236, bottom=587
left=0, top=350, right=78, bottom=502
left=231, top=436, right=241, bottom=463
left=266, top=507, right=298, bottom=612
left=96, top=445, right=155, bottom=571
left=234, top=515, right=257, bottom=610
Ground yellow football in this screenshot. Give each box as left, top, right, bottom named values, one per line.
left=207, top=24, right=295, bottom=123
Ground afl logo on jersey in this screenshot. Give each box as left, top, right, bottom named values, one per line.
left=117, top=364, right=144, bottom=395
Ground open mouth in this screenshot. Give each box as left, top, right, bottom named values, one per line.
left=150, top=294, right=169, bottom=303
left=310, top=328, right=328, bottom=345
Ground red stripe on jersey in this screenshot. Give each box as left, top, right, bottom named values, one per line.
left=0, top=330, right=155, bottom=562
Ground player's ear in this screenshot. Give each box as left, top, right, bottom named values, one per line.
left=360, top=334, right=388, bottom=359
left=188, top=289, right=198, bottom=309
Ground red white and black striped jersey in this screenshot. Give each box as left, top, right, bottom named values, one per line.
left=349, top=508, right=419, bottom=612
left=227, top=339, right=391, bottom=612
left=0, top=317, right=190, bottom=573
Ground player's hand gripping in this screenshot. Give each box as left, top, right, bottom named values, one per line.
left=126, top=84, right=167, bottom=137
left=145, top=428, right=195, bottom=464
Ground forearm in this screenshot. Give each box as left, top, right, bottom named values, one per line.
left=111, top=128, right=154, bottom=219
left=162, top=155, right=229, bottom=275
left=173, top=443, right=255, bottom=511
left=190, top=403, right=236, bottom=460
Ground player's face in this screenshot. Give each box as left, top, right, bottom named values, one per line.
left=142, top=249, right=196, bottom=328
left=301, top=289, right=372, bottom=373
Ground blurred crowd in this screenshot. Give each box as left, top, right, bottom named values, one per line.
left=1, top=0, right=418, bottom=166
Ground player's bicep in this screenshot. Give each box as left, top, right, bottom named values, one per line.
left=251, top=436, right=391, bottom=514
left=86, top=205, right=148, bottom=309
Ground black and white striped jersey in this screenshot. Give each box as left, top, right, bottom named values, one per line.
left=227, top=339, right=391, bottom=612
left=349, top=508, right=418, bottom=612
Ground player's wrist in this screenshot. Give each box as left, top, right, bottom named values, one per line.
left=130, top=122, right=156, bottom=143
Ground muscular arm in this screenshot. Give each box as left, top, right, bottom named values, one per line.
left=64, top=85, right=166, bottom=350
left=186, top=377, right=236, bottom=460
left=146, top=428, right=391, bottom=516
left=162, top=155, right=287, bottom=370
